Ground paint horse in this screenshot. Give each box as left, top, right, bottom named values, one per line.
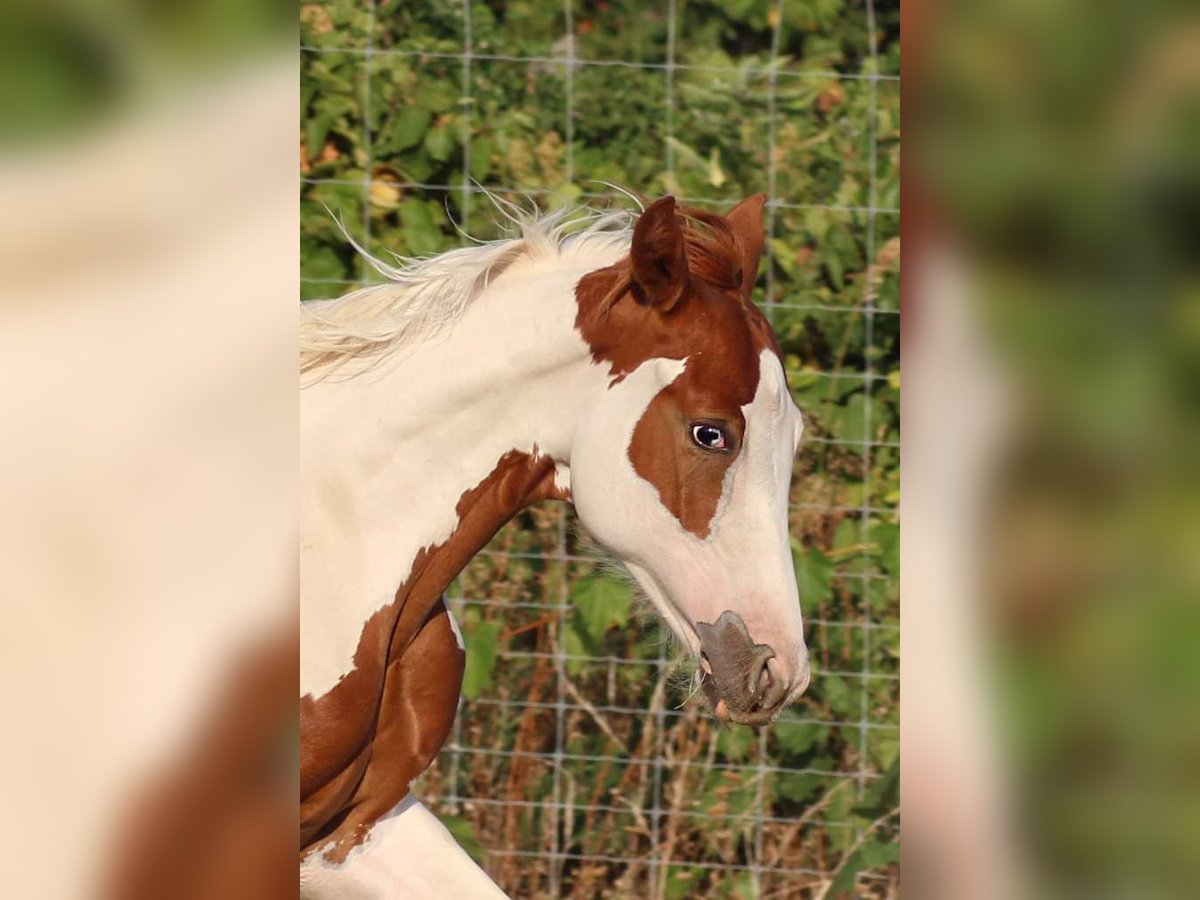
left=299, top=195, right=811, bottom=896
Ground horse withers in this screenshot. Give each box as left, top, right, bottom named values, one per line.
left=299, top=194, right=809, bottom=896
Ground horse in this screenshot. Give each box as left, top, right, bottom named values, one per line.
left=298, top=193, right=811, bottom=897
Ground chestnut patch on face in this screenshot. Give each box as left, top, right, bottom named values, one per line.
left=628, top=377, right=746, bottom=538
left=574, top=195, right=784, bottom=537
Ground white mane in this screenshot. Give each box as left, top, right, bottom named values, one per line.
left=300, top=202, right=636, bottom=383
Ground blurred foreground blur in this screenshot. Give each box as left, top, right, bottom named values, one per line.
left=906, top=2, right=1199, bottom=899
left=0, top=7, right=296, bottom=897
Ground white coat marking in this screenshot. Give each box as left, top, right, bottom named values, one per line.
left=300, top=246, right=624, bottom=699
left=446, top=605, right=465, bottom=651
left=300, top=794, right=508, bottom=899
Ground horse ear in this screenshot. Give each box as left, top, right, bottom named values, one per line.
left=725, top=193, right=767, bottom=297
left=630, top=196, right=689, bottom=312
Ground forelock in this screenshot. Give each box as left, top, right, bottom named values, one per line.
left=675, top=205, right=744, bottom=291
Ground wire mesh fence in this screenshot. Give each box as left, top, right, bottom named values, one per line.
left=301, top=0, right=899, bottom=895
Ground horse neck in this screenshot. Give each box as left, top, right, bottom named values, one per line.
left=300, top=257, right=609, bottom=699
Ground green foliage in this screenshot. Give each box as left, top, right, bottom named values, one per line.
left=301, top=0, right=899, bottom=895
left=461, top=618, right=502, bottom=699
left=793, top=538, right=835, bottom=607
left=565, top=573, right=633, bottom=673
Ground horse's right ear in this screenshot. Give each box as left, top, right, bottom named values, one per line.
left=630, top=196, right=689, bottom=313
left=725, top=193, right=766, bottom=298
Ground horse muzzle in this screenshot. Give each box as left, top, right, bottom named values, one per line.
left=695, top=609, right=810, bottom=726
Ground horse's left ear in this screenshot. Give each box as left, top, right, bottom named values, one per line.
left=725, top=193, right=767, bottom=298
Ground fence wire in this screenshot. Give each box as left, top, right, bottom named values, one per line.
left=301, top=0, right=899, bottom=896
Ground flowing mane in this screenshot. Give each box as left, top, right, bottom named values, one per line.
left=299, top=199, right=747, bottom=383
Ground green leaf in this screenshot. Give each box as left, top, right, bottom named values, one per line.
left=858, top=757, right=899, bottom=814
left=827, top=845, right=870, bottom=896
left=871, top=733, right=900, bottom=770
left=777, top=770, right=824, bottom=804
left=832, top=518, right=862, bottom=554
left=860, top=839, right=900, bottom=868
left=300, top=241, right=347, bottom=282
left=417, top=82, right=459, bottom=114
left=547, top=181, right=583, bottom=211
left=424, top=121, right=457, bottom=161
left=570, top=574, right=632, bottom=643
left=563, top=624, right=588, bottom=676
left=834, top=392, right=867, bottom=443
left=792, top=539, right=834, bottom=605
left=824, top=244, right=844, bottom=290
left=664, top=865, right=701, bottom=900
left=721, top=871, right=758, bottom=899
left=461, top=620, right=501, bottom=699
left=468, top=134, right=493, bottom=181
left=399, top=198, right=440, bottom=255
left=821, top=675, right=852, bottom=712
left=777, top=721, right=821, bottom=755
left=716, top=726, right=755, bottom=761
left=804, top=209, right=830, bottom=241
left=305, top=111, right=333, bottom=161
left=392, top=106, right=431, bottom=152
left=873, top=521, right=899, bottom=576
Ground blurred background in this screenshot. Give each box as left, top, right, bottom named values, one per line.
left=301, top=0, right=900, bottom=897
left=0, top=3, right=297, bottom=900
left=907, top=1, right=1200, bottom=899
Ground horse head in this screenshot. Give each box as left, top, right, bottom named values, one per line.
left=569, top=194, right=810, bottom=725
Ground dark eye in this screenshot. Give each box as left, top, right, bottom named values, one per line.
left=691, top=423, right=729, bottom=452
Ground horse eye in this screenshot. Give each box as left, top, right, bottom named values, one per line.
left=691, top=423, right=729, bottom=451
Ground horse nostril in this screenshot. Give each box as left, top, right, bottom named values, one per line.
left=739, top=643, right=780, bottom=710
left=754, top=662, right=772, bottom=701
left=754, top=656, right=790, bottom=712
left=749, top=652, right=775, bottom=706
